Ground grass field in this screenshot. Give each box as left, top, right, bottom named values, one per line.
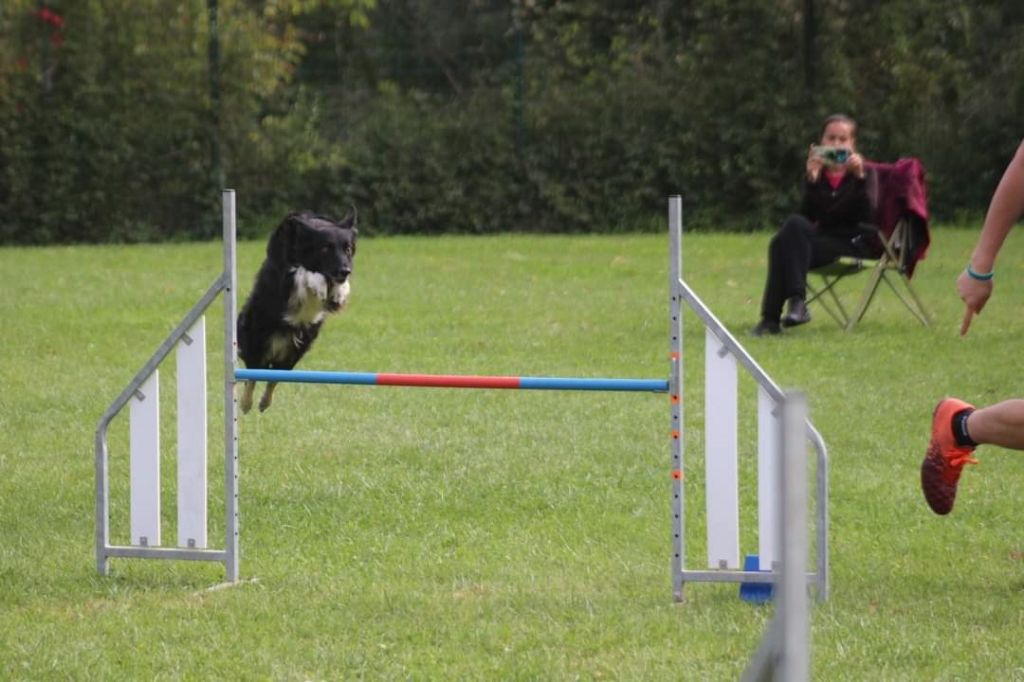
left=3, top=224, right=1024, bottom=680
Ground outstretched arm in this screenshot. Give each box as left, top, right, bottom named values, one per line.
left=959, top=140, right=1024, bottom=335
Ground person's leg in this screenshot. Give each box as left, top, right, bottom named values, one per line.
left=921, top=396, right=1024, bottom=515
left=965, top=399, right=1024, bottom=449
left=808, top=234, right=856, bottom=269
left=774, top=232, right=863, bottom=327
left=757, top=215, right=814, bottom=329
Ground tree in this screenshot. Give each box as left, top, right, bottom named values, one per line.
left=3, top=0, right=1024, bottom=242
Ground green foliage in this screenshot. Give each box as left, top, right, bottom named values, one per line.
left=818, top=1, right=1024, bottom=217
left=0, top=0, right=366, bottom=243
left=334, top=0, right=813, bottom=234
left=341, top=89, right=521, bottom=234
left=2, top=1, right=1024, bottom=242
left=1, top=2, right=217, bottom=241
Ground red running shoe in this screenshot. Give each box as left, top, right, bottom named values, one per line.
left=921, top=398, right=979, bottom=515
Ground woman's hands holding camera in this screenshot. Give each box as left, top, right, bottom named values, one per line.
left=806, top=145, right=865, bottom=181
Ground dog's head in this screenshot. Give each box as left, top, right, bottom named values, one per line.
left=267, top=209, right=358, bottom=283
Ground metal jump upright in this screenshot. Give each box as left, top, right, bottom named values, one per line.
left=667, top=195, right=828, bottom=602
left=95, top=190, right=239, bottom=582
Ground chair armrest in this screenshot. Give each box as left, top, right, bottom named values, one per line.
left=819, top=257, right=871, bottom=274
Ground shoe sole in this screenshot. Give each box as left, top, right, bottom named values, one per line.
left=781, top=316, right=810, bottom=328
left=921, top=448, right=954, bottom=515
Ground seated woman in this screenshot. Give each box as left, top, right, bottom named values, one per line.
left=752, top=114, right=873, bottom=336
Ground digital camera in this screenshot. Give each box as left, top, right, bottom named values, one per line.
left=813, top=146, right=851, bottom=166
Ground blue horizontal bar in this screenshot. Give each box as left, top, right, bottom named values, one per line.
left=236, top=369, right=377, bottom=385
left=518, top=376, right=668, bottom=392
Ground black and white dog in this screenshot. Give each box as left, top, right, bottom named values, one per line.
left=237, top=210, right=357, bottom=413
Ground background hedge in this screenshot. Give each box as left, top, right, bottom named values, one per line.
left=1, top=1, right=1022, bottom=243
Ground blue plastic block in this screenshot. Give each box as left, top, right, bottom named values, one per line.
left=739, top=554, right=774, bottom=604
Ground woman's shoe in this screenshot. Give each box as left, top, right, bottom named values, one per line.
left=781, top=297, right=811, bottom=327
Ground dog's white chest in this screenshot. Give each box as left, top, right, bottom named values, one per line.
left=283, top=267, right=350, bottom=326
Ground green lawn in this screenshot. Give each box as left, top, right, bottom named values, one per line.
left=2, top=225, right=1024, bottom=679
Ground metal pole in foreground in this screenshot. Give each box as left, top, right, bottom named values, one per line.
left=778, top=390, right=809, bottom=681
left=741, top=390, right=810, bottom=682
left=223, top=189, right=240, bottom=583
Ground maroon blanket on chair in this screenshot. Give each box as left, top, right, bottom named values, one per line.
left=864, top=158, right=931, bottom=277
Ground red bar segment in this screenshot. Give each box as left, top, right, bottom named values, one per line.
left=375, top=373, right=522, bottom=389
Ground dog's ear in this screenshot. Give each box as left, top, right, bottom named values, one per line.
left=266, top=217, right=293, bottom=266
left=337, top=205, right=358, bottom=234
left=336, top=205, right=358, bottom=254
left=266, top=213, right=306, bottom=266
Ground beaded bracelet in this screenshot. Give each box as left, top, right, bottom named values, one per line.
left=966, top=264, right=995, bottom=281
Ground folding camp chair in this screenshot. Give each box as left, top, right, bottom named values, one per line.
left=806, top=158, right=932, bottom=331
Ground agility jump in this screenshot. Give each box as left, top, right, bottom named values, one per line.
left=95, top=192, right=828, bottom=603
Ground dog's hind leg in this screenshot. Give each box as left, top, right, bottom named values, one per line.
left=240, top=380, right=256, bottom=414
left=258, top=382, right=279, bottom=412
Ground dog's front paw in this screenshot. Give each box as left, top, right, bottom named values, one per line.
left=258, top=383, right=277, bottom=412
left=239, top=381, right=255, bottom=414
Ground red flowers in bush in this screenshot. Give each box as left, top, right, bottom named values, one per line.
left=35, top=7, right=64, bottom=30
left=32, top=6, right=65, bottom=49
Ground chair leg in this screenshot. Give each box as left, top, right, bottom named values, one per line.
left=845, top=265, right=886, bottom=331
left=823, top=282, right=852, bottom=327
left=809, top=219, right=931, bottom=331
left=807, top=276, right=850, bottom=328
left=881, top=273, right=930, bottom=326
left=904, top=278, right=931, bottom=325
